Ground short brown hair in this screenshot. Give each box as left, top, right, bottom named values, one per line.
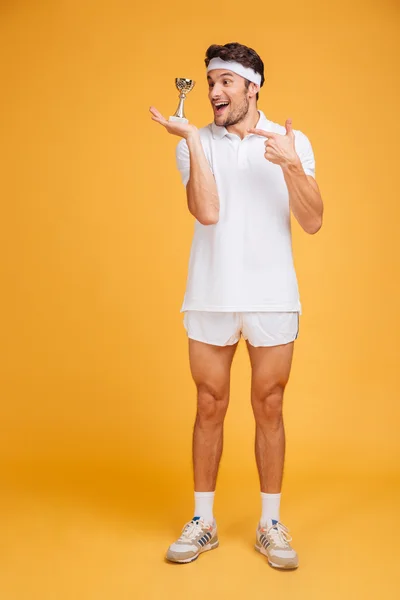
left=204, top=42, right=265, bottom=101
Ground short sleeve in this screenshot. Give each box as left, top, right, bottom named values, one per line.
left=176, top=138, right=190, bottom=186
left=294, top=130, right=316, bottom=178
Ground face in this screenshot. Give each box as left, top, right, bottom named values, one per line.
left=207, top=69, right=253, bottom=126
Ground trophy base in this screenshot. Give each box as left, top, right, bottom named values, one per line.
left=168, top=115, right=189, bottom=124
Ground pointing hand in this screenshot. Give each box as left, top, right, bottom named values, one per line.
left=247, top=118, right=299, bottom=167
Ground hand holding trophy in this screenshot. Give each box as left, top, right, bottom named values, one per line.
left=149, top=77, right=197, bottom=139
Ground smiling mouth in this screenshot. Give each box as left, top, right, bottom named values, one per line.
left=214, top=102, right=229, bottom=115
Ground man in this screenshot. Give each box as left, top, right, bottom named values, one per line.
left=149, top=42, right=323, bottom=570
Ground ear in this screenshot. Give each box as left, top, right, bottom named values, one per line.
left=248, top=82, right=260, bottom=97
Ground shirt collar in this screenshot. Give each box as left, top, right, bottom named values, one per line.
left=210, top=109, right=269, bottom=140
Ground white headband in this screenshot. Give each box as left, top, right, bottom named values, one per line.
left=206, top=57, right=261, bottom=86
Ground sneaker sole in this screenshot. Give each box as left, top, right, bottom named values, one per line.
left=255, top=543, right=299, bottom=569
left=166, top=540, right=219, bottom=564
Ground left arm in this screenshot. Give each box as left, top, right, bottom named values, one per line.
left=247, top=119, right=324, bottom=235
left=281, top=158, right=323, bottom=234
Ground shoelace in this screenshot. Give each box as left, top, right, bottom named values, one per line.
left=178, top=519, right=209, bottom=542
left=261, top=521, right=293, bottom=547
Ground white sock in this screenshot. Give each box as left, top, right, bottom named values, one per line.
left=260, top=492, right=281, bottom=525
left=194, top=491, right=215, bottom=524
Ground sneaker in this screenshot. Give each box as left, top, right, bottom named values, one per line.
left=255, top=518, right=299, bottom=569
left=166, top=516, right=219, bottom=563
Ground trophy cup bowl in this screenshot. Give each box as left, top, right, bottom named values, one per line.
left=169, top=78, right=195, bottom=124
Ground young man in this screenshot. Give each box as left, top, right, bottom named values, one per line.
left=149, top=42, right=323, bottom=570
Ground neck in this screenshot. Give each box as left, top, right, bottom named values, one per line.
left=225, top=106, right=260, bottom=140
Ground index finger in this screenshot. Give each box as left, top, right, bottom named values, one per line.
left=247, top=128, right=278, bottom=138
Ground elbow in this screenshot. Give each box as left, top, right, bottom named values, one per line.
left=199, top=213, right=219, bottom=226
left=306, top=217, right=323, bottom=235
left=189, top=207, right=219, bottom=225
left=195, top=206, right=219, bottom=225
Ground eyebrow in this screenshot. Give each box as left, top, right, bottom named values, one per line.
left=207, top=72, right=235, bottom=80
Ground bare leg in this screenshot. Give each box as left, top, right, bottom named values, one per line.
left=188, top=338, right=239, bottom=491
left=245, top=340, right=295, bottom=492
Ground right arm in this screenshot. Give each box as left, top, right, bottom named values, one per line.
left=149, top=106, right=220, bottom=226
left=184, top=130, right=219, bottom=225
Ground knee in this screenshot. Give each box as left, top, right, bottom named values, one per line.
left=196, top=382, right=229, bottom=426
left=252, top=383, right=285, bottom=426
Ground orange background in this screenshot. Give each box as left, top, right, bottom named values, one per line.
left=0, top=0, right=399, bottom=597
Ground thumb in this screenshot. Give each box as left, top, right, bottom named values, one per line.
left=285, top=118, right=293, bottom=136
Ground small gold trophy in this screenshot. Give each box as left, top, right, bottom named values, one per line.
left=169, top=78, right=195, bottom=124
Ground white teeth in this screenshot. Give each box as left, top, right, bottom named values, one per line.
left=215, top=102, right=229, bottom=107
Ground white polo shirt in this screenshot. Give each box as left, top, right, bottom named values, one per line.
left=175, top=109, right=315, bottom=315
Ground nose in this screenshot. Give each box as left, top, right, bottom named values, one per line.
left=210, top=82, right=223, bottom=100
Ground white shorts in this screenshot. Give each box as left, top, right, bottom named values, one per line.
left=183, top=311, right=300, bottom=347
